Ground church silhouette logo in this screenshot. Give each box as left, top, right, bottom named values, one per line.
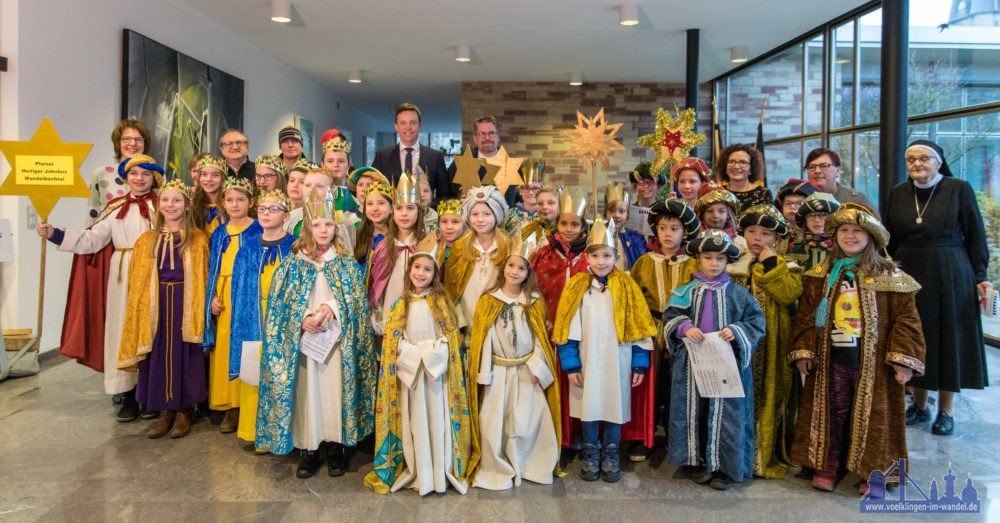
left=859, top=458, right=980, bottom=513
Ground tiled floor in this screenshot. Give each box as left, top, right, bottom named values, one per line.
left=1, top=352, right=997, bottom=522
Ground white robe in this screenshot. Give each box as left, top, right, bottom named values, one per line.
left=566, top=279, right=653, bottom=424
left=59, top=199, right=150, bottom=394
left=291, top=249, right=344, bottom=451
left=474, top=290, right=559, bottom=490
left=391, top=298, right=468, bottom=495
left=377, top=236, right=416, bottom=332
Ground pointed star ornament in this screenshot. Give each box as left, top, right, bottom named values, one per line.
left=637, top=107, right=706, bottom=176
left=561, top=108, right=625, bottom=169
left=485, top=146, right=525, bottom=194
left=0, top=117, right=93, bottom=220
left=481, top=158, right=501, bottom=186
left=451, top=144, right=485, bottom=191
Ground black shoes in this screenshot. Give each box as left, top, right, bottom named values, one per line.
left=296, top=450, right=322, bottom=479
left=327, top=443, right=348, bottom=477
left=931, top=412, right=954, bottom=436
left=905, top=404, right=931, bottom=426
left=709, top=472, right=732, bottom=490
left=672, top=465, right=707, bottom=480
left=601, top=443, right=621, bottom=483
left=116, top=389, right=140, bottom=422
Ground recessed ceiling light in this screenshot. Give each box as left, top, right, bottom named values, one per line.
left=348, top=69, right=363, bottom=84
left=455, top=45, right=472, bottom=62
left=270, top=0, right=291, bottom=23
left=619, top=4, right=639, bottom=26
left=569, top=72, right=583, bottom=86
left=730, top=46, right=749, bottom=63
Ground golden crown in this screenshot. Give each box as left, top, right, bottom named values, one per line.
left=436, top=199, right=462, bottom=216
left=604, top=182, right=630, bottom=207
left=254, top=154, right=287, bottom=175
left=364, top=180, right=394, bottom=201
left=510, top=231, right=541, bottom=262
left=304, top=188, right=344, bottom=223
left=159, top=178, right=191, bottom=200
left=197, top=155, right=228, bottom=174
left=394, top=172, right=419, bottom=205
left=587, top=216, right=617, bottom=249
left=559, top=189, right=589, bottom=218
left=291, top=157, right=318, bottom=172
left=257, top=189, right=290, bottom=210
left=414, top=232, right=440, bottom=264
left=523, top=159, right=545, bottom=185
left=223, top=177, right=254, bottom=196
left=322, top=139, right=351, bottom=155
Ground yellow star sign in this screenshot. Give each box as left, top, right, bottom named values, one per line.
left=452, top=144, right=485, bottom=191
left=485, top=146, right=525, bottom=194
left=481, top=160, right=500, bottom=186
left=637, top=107, right=706, bottom=176
left=561, top=108, right=624, bottom=169
left=0, top=117, right=93, bottom=221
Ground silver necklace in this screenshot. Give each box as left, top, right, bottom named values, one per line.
left=913, top=181, right=938, bottom=224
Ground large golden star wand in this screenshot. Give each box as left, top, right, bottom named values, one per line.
left=561, top=108, right=625, bottom=218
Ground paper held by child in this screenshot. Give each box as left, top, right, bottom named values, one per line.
left=299, top=319, right=341, bottom=364
left=239, top=341, right=261, bottom=386
left=683, top=332, right=744, bottom=398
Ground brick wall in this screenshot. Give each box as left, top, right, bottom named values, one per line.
left=460, top=81, right=713, bottom=195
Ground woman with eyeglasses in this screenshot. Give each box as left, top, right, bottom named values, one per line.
left=803, top=148, right=874, bottom=210
left=883, top=140, right=991, bottom=437
left=715, top=144, right=772, bottom=214
left=87, top=119, right=151, bottom=226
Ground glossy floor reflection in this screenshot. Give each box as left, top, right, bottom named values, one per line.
left=2, top=352, right=997, bottom=522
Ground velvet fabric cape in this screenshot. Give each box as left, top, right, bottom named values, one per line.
left=203, top=220, right=263, bottom=350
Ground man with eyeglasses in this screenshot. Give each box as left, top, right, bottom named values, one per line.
left=445, top=115, right=521, bottom=206
left=803, top=148, right=874, bottom=210
left=218, top=129, right=256, bottom=185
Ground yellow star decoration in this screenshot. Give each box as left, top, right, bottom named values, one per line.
left=481, top=159, right=500, bottom=186
left=452, top=145, right=485, bottom=191
left=485, top=146, right=525, bottom=194
left=0, top=117, right=93, bottom=221
left=637, top=107, right=706, bottom=176
left=561, top=108, right=624, bottom=169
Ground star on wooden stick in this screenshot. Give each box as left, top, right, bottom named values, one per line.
left=481, top=159, right=500, bottom=186
left=485, top=146, right=525, bottom=194
left=451, top=145, right=485, bottom=191
left=561, top=108, right=624, bottom=169
left=637, top=107, right=706, bottom=176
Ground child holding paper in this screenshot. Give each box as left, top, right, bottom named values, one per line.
left=255, top=188, right=376, bottom=479
left=663, top=230, right=765, bottom=490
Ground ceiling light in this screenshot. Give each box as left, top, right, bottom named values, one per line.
left=730, top=46, right=749, bottom=63
left=569, top=72, right=583, bottom=86
left=455, top=45, right=472, bottom=62
left=270, top=0, right=291, bottom=23
left=348, top=69, right=363, bottom=84
left=619, top=4, right=639, bottom=26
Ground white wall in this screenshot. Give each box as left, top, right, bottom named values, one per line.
left=0, top=0, right=379, bottom=351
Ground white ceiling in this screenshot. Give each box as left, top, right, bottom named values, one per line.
left=181, top=0, right=870, bottom=130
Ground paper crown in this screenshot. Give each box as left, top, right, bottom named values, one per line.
left=121, top=154, right=165, bottom=187
left=436, top=199, right=462, bottom=216
left=737, top=204, right=789, bottom=237
left=825, top=202, right=889, bottom=249
left=695, top=189, right=740, bottom=215
left=290, top=157, right=318, bottom=172
left=304, top=188, right=344, bottom=223
left=414, top=232, right=440, bottom=265
left=795, top=192, right=841, bottom=228
left=559, top=189, right=589, bottom=218
left=604, top=182, right=630, bottom=208
left=587, top=216, right=617, bottom=250
left=394, top=172, right=419, bottom=205
left=322, top=139, right=351, bottom=155
left=509, top=231, right=541, bottom=262
left=523, top=159, right=545, bottom=186
left=158, top=178, right=191, bottom=200
left=257, top=188, right=291, bottom=210
left=223, top=177, right=254, bottom=197
left=254, top=154, right=287, bottom=175
left=197, top=155, right=228, bottom=175
left=364, top=180, right=394, bottom=201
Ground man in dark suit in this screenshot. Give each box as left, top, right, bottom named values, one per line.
left=371, top=103, right=452, bottom=203
left=445, top=115, right=522, bottom=206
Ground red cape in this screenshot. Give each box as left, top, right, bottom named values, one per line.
left=59, top=244, right=112, bottom=372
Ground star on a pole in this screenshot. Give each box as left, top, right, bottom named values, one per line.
left=561, top=108, right=624, bottom=169
left=0, top=117, right=93, bottom=221
left=451, top=145, right=485, bottom=192
left=637, top=107, right=706, bottom=176
left=486, top=146, right=525, bottom=194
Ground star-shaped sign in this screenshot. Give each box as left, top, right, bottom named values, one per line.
left=0, top=117, right=93, bottom=221
left=451, top=144, right=485, bottom=192
left=561, top=108, right=624, bottom=169
left=485, top=146, right=525, bottom=194
left=481, top=159, right=500, bottom=186
left=637, top=107, right=706, bottom=176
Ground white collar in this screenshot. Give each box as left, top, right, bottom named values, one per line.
left=913, top=172, right=944, bottom=189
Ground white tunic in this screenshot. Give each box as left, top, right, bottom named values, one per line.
left=59, top=198, right=150, bottom=394
left=391, top=298, right=468, bottom=496
left=474, top=290, right=559, bottom=490
left=457, top=238, right=498, bottom=331
left=291, top=249, right=344, bottom=451
left=566, top=279, right=653, bottom=424
left=379, top=236, right=416, bottom=330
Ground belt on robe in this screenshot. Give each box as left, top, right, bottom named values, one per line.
left=492, top=353, right=532, bottom=367
left=114, top=247, right=134, bottom=282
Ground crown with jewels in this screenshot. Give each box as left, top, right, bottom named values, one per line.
left=304, top=188, right=344, bottom=223
left=322, top=139, right=351, bottom=155
left=223, top=176, right=254, bottom=197
left=291, top=157, right=318, bottom=172
left=364, top=180, right=394, bottom=201
left=559, top=189, right=589, bottom=218
left=159, top=178, right=192, bottom=200
left=394, top=172, right=419, bottom=205
left=197, top=154, right=228, bottom=175
left=604, top=182, right=630, bottom=208
left=586, top=216, right=617, bottom=249
left=436, top=199, right=462, bottom=216
left=257, top=189, right=290, bottom=210
left=254, top=154, right=287, bottom=175
left=414, top=232, right=440, bottom=265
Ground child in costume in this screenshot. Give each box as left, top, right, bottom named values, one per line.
left=695, top=188, right=743, bottom=246
left=513, top=160, right=545, bottom=221
left=254, top=154, right=286, bottom=193
left=228, top=189, right=296, bottom=447
left=444, top=186, right=512, bottom=340
left=320, top=138, right=352, bottom=188
left=519, top=185, right=560, bottom=242
left=468, top=234, right=561, bottom=490
left=669, top=157, right=712, bottom=209
left=773, top=178, right=817, bottom=252
left=663, top=230, right=766, bottom=490
left=39, top=154, right=162, bottom=421
left=349, top=166, right=388, bottom=214
left=365, top=235, right=477, bottom=495
left=624, top=161, right=666, bottom=239
left=118, top=180, right=207, bottom=439
left=553, top=218, right=656, bottom=483
left=255, top=188, right=376, bottom=478
left=204, top=177, right=262, bottom=434
left=729, top=204, right=803, bottom=479
left=624, top=199, right=701, bottom=462
left=191, top=155, right=227, bottom=237
left=286, top=167, right=359, bottom=248
left=789, top=192, right=840, bottom=271
left=354, top=177, right=394, bottom=286
left=435, top=199, right=464, bottom=275
left=285, top=161, right=308, bottom=210
left=788, top=204, right=925, bottom=497
left=370, top=173, right=426, bottom=335
left=604, top=182, right=646, bottom=271
left=532, top=190, right=590, bottom=324
left=418, top=173, right=439, bottom=233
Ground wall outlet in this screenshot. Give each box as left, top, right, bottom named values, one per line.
left=26, top=205, right=38, bottom=229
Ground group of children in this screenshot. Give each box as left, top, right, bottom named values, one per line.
left=42, top=151, right=926, bottom=499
